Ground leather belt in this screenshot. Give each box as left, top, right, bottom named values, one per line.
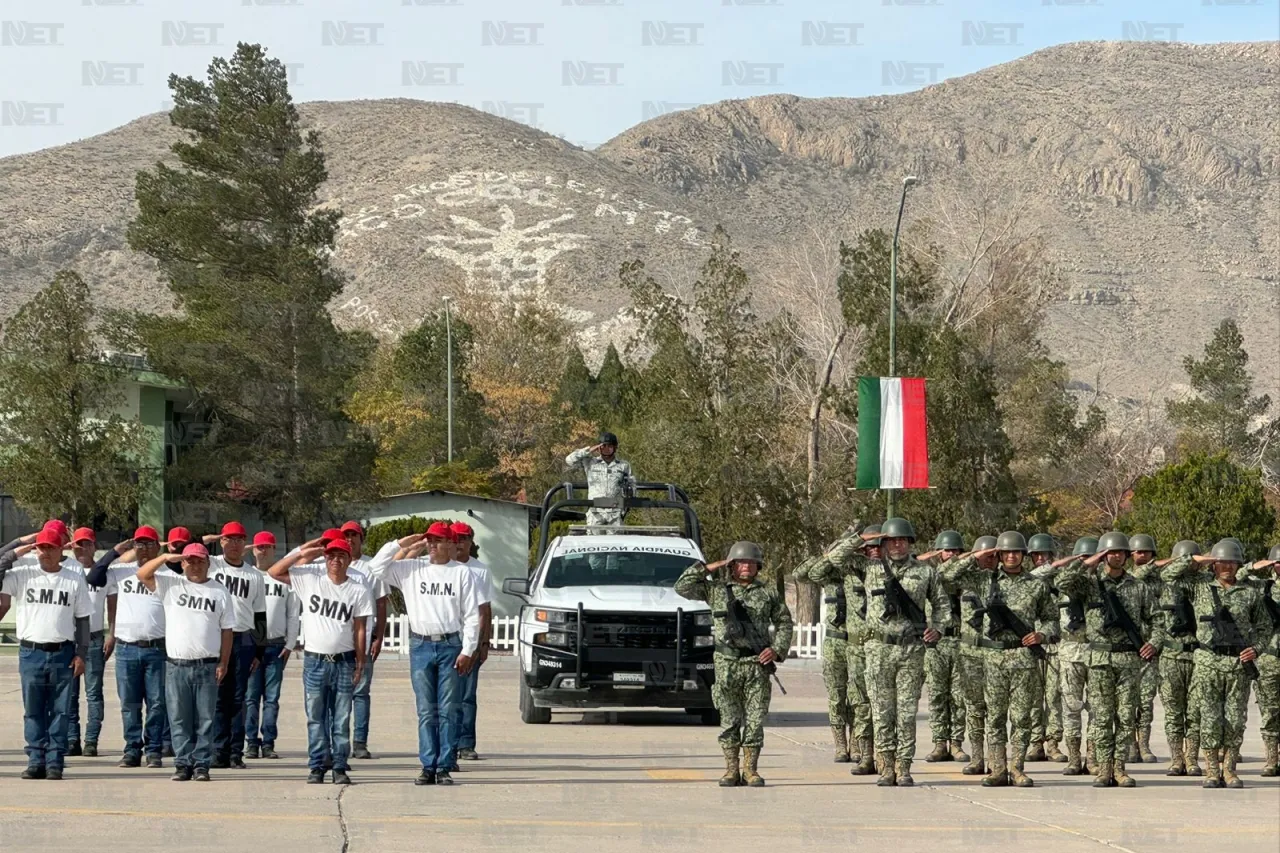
left=978, top=637, right=1023, bottom=651
left=1162, top=639, right=1199, bottom=653
left=411, top=631, right=460, bottom=643
left=825, top=627, right=848, bottom=641
left=167, top=656, right=218, bottom=666
left=265, top=638, right=287, bottom=647
left=871, top=632, right=917, bottom=646
left=1090, top=642, right=1138, bottom=653
left=119, top=638, right=165, bottom=649
left=19, top=640, right=72, bottom=652
left=1210, top=644, right=1249, bottom=657
left=714, top=643, right=754, bottom=659
left=90, top=630, right=105, bottom=641
left=942, top=626, right=960, bottom=638
left=306, top=650, right=356, bottom=663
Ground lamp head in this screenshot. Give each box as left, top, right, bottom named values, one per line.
left=903, top=176, right=919, bottom=188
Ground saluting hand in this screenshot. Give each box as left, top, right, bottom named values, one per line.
left=298, top=545, right=325, bottom=562
left=1192, top=554, right=1214, bottom=565
left=114, top=538, right=135, bottom=555
left=397, top=533, right=426, bottom=548
left=1082, top=552, right=1106, bottom=567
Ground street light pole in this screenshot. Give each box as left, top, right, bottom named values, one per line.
left=443, top=295, right=454, bottom=463
left=887, top=175, right=919, bottom=519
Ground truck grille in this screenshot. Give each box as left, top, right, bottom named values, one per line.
left=582, top=613, right=680, bottom=650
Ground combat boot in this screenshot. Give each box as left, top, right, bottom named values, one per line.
left=718, top=746, right=741, bottom=787
left=982, top=750, right=1009, bottom=787
left=1114, top=757, right=1135, bottom=788
left=1125, top=738, right=1141, bottom=764
left=876, top=752, right=897, bottom=787
left=831, top=726, right=851, bottom=763
left=1044, top=739, right=1066, bottom=763
left=1010, top=751, right=1034, bottom=788
left=1261, top=736, right=1278, bottom=777
left=1202, top=748, right=1224, bottom=789
left=895, top=757, right=914, bottom=787
left=741, top=747, right=765, bottom=787
left=950, top=740, right=970, bottom=762
left=1025, top=742, right=1047, bottom=763
left=1185, top=737, right=1203, bottom=776
left=1166, top=740, right=1186, bottom=776
left=1062, top=736, right=1085, bottom=776
left=848, top=730, right=861, bottom=764
left=925, top=740, right=950, bottom=762
left=961, top=739, right=985, bottom=776
left=1084, top=738, right=1098, bottom=775
left=1138, top=725, right=1157, bottom=763
left=850, top=740, right=876, bottom=776
left=1092, top=759, right=1115, bottom=788
left=1223, top=748, right=1243, bottom=789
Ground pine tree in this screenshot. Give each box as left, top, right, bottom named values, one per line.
left=1166, top=319, right=1271, bottom=462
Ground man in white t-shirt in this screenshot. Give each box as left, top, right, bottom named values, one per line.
left=207, top=520, right=267, bottom=769
left=65, top=527, right=108, bottom=758
left=137, top=543, right=234, bottom=782
left=268, top=537, right=372, bottom=785
left=0, top=530, right=93, bottom=780
left=367, top=522, right=481, bottom=786
left=338, top=521, right=388, bottom=760
left=450, top=521, right=493, bottom=763
left=244, top=531, right=300, bottom=760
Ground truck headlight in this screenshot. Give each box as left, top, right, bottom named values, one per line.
left=535, top=609, right=573, bottom=624
left=535, top=631, right=573, bottom=647
left=694, top=613, right=713, bottom=627
left=694, top=635, right=714, bottom=647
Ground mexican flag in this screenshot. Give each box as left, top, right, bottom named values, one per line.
left=856, top=376, right=929, bottom=490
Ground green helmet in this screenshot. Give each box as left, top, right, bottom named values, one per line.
left=1026, top=533, right=1057, bottom=555
left=880, top=517, right=916, bottom=543
left=1128, top=534, right=1156, bottom=553
left=860, top=524, right=882, bottom=551
left=973, top=535, right=998, bottom=552
left=933, top=530, right=966, bottom=551
left=726, top=541, right=764, bottom=564
left=1072, top=536, right=1099, bottom=557
left=1270, top=544, right=1280, bottom=562
left=1171, top=540, right=1202, bottom=559
left=1209, top=538, right=1244, bottom=563
left=996, top=531, right=1027, bottom=552
left=1097, top=531, right=1130, bottom=554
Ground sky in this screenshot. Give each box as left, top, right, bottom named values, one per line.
left=0, top=0, right=1276, bottom=156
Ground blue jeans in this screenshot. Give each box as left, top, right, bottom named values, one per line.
left=303, top=654, right=355, bottom=772
left=68, top=634, right=106, bottom=746
left=115, top=641, right=168, bottom=760
left=19, top=642, right=76, bottom=771
left=353, top=658, right=373, bottom=744
left=214, top=635, right=254, bottom=761
left=455, top=657, right=483, bottom=750
left=409, top=634, right=462, bottom=772
left=165, top=660, right=218, bottom=771
left=245, top=644, right=287, bottom=749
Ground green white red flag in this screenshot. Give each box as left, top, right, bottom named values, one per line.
left=856, top=376, right=929, bottom=490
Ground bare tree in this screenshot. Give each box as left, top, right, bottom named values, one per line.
left=1069, top=393, right=1172, bottom=529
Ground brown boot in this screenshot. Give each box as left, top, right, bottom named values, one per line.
left=850, top=739, right=876, bottom=776
left=1125, top=738, right=1141, bottom=764
left=1092, top=758, right=1115, bottom=788
left=1185, top=737, right=1203, bottom=776
left=1223, top=748, right=1243, bottom=789
left=982, top=749, right=1009, bottom=787
left=895, top=756, right=914, bottom=787
left=831, top=726, right=851, bottom=763
left=848, top=733, right=862, bottom=765
left=719, top=746, right=741, bottom=787
left=1085, top=738, right=1099, bottom=775
left=1025, top=742, right=1047, bottom=762
left=1062, top=736, right=1085, bottom=776
left=1138, top=725, right=1157, bottom=763
left=961, top=739, right=986, bottom=775
left=741, top=746, right=765, bottom=787
left=925, top=740, right=950, bottom=762
left=1203, top=747, right=1224, bottom=788
left=950, top=740, right=970, bottom=762
left=1261, top=736, right=1278, bottom=777
left=1166, top=739, right=1186, bottom=776
left=1114, top=756, right=1135, bottom=788
left=1010, top=750, right=1034, bottom=788
left=1044, top=739, right=1067, bottom=762
left=876, top=751, right=897, bottom=787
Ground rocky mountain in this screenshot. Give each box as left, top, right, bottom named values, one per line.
left=1, top=41, right=1276, bottom=403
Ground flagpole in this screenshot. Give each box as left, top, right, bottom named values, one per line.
left=887, top=175, right=919, bottom=519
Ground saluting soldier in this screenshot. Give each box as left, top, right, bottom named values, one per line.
left=675, top=542, right=793, bottom=788
left=1152, top=540, right=1205, bottom=776
left=1128, top=533, right=1162, bottom=764
left=943, top=534, right=998, bottom=777
left=565, top=432, right=634, bottom=529
left=1025, top=533, right=1065, bottom=763
left=1240, top=545, right=1280, bottom=777
left=923, top=530, right=969, bottom=765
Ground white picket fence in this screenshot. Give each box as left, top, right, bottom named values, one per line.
left=381, top=615, right=823, bottom=659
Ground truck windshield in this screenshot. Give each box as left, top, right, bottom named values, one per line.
left=544, top=551, right=695, bottom=588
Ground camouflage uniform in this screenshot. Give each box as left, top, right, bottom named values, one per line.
left=564, top=447, right=633, bottom=527
left=1241, top=564, right=1279, bottom=774
left=820, top=581, right=853, bottom=757
left=941, top=558, right=992, bottom=774
left=944, top=557, right=1057, bottom=785
left=1056, top=560, right=1158, bottom=785
left=1131, top=561, right=1163, bottom=761
left=1034, top=562, right=1091, bottom=771
left=1153, top=556, right=1202, bottom=773
left=924, top=587, right=967, bottom=752
left=673, top=565, right=793, bottom=752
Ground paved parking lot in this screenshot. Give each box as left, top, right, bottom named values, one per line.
left=0, top=654, right=1276, bottom=853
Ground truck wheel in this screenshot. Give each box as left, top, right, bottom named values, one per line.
left=695, top=708, right=720, bottom=726
left=520, top=679, right=551, bottom=725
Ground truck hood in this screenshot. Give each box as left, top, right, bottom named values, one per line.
left=534, top=585, right=709, bottom=613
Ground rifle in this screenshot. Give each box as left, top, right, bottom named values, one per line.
left=1058, top=591, right=1086, bottom=633
left=870, top=556, right=935, bottom=647
left=963, top=573, right=1047, bottom=661
left=1202, top=585, right=1260, bottom=681
left=1095, top=579, right=1147, bottom=653
left=1261, top=580, right=1280, bottom=629
left=1159, top=590, right=1197, bottom=638
left=722, top=583, right=787, bottom=695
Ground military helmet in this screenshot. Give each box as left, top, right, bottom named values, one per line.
left=933, top=529, right=966, bottom=551
left=1026, top=533, right=1057, bottom=555
left=1128, top=533, right=1156, bottom=553
left=1171, top=540, right=1202, bottom=559
left=880, top=517, right=916, bottom=542
left=973, top=535, right=998, bottom=552
left=859, top=524, right=882, bottom=551
left=1096, top=531, right=1130, bottom=554
left=1072, top=536, right=1099, bottom=557
left=1270, top=544, right=1280, bottom=562
left=598, top=431, right=619, bottom=447
left=996, top=531, right=1027, bottom=552
left=726, top=541, right=763, bottom=565
left=1209, top=538, right=1244, bottom=563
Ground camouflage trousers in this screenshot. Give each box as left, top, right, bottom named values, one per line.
left=1193, top=650, right=1251, bottom=751
left=713, top=654, right=771, bottom=749
left=822, top=635, right=852, bottom=729
left=985, top=648, right=1042, bottom=758
left=865, top=641, right=926, bottom=758
left=1086, top=653, right=1142, bottom=764
left=1137, top=658, right=1160, bottom=732
left=1029, top=647, right=1062, bottom=742
left=847, top=641, right=873, bottom=742
left=1060, top=657, right=1090, bottom=740
left=925, top=638, right=965, bottom=743
left=959, top=646, right=987, bottom=751
left=1157, top=654, right=1200, bottom=745
left=1257, top=652, right=1280, bottom=740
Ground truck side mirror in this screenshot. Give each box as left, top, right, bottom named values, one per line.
left=503, top=578, right=531, bottom=598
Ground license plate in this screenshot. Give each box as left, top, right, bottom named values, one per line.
left=612, top=671, right=645, bottom=684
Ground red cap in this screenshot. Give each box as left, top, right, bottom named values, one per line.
left=340, top=521, right=365, bottom=537
left=42, top=520, right=69, bottom=545
left=71, top=527, right=96, bottom=544
left=166, top=526, right=192, bottom=546
left=426, top=521, right=456, bottom=541
left=35, top=529, right=63, bottom=548
left=253, top=531, right=277, bottom=548
left=220, top=521, right=248, bottom=538
left=321, top=528, right=344, bottom=542
left=181, top=543, right=209, bottom=560
left=324, top=538, right=352, bottom=555
left=450, top=521, right=474, bottom=539
left=133, top=525, right=160, bottom=542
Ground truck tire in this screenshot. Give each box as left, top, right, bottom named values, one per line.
left=695, top=708, right=720, bottom=726
left=520, top=679, right=551, bottom=725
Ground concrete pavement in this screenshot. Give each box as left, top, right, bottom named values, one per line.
left=0, top=654, right=1276, bottom=853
